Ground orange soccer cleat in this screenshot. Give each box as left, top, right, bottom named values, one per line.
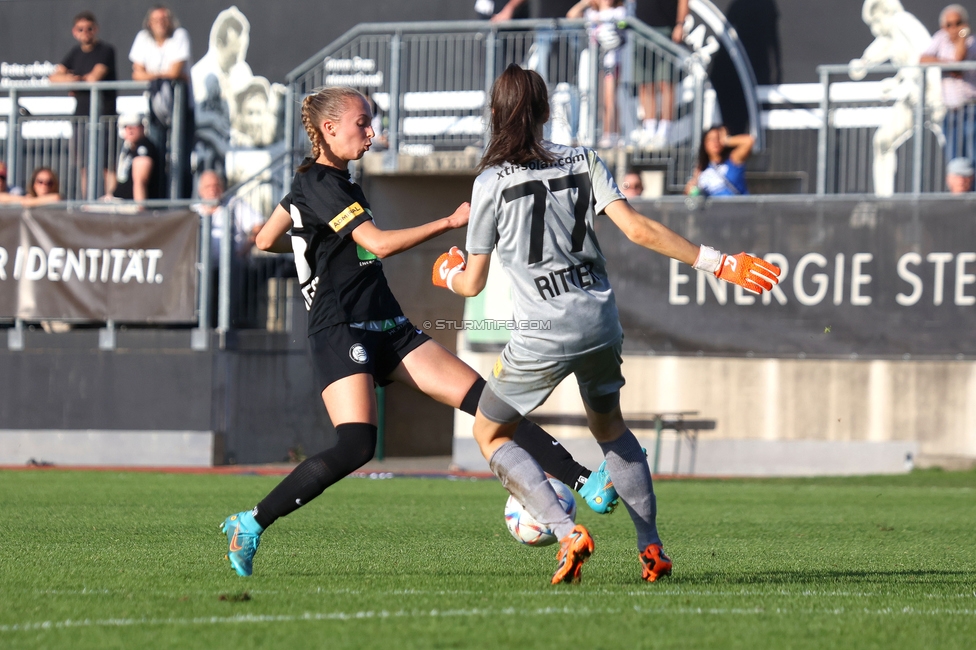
left=551, top=524, right=595, bottom=584
left=639, top=543, right=673, bottom=582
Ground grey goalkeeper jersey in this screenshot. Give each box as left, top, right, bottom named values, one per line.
left=466, top=142, right=625, bottom=359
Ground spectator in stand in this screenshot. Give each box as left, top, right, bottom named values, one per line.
left=684, top=125, right=753, bottom=196
left=1, top=168, right=62, bottom=207
left=129, top=4, right=194, bottom=197
left=0, top=163, right=22, bottom=199
left=921, top=5, right=976, bottom=164
left=49, top=11, right=118, bottom=196
left=568, top=0, right=628, bottom=148
left=621, top=169, right=644, bottom=198
left=633, top=0, right=689, bottom=149
left=475, top=0, right=528, bottom=20
left=946, top=156, right=975, bottom=192
left=491, top=1, right=575, bottom=84
left=130, top=5, right=192, bottom=92
left=107, top=113, right=162, bottom=202
left=195, top=170, right=264, bottom=261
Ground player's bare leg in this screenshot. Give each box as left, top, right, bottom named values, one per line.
left=222, top=374, right=379, bottom=577
left=390, top=340, right=618, bottom=512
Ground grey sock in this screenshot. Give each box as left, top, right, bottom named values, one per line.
left=489, top=441, right=575, bottom=540
left=599, top=430, right=661, bottom=550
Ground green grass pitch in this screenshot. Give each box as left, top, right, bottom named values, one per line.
left=1, top=468, right=975, bottom=649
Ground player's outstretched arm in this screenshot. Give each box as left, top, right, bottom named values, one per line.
left=603, top=198, right=780, bottom=293
left=603, top=199, right=699, bottom=264
left=432, top=250, right=490, bottom=297
left=352, top=202, right=470, bottom=259
left=255, top=204, right=293, bottom=253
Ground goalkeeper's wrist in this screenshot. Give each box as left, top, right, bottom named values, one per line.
left=446, top=266, right=463, bottom=294
left=692, top=245, right=723, bottom=274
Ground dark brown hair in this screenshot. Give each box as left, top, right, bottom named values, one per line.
left=28, top=167, right=60, bottom=198
left=73, top=11, right=97, bottom=26
left=696, top=125, right=730, bottom=172
left=478, top=64, right=555, bottom=172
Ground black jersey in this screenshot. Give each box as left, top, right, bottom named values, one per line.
left=113, top=135, right=161, bottom=200
left=60, top=41, right=117, bottom=116
left=284, top=161, right=403, bottom=335
left=634, top=0, right=679, bottom=28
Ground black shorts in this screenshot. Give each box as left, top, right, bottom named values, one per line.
left=307, top=320, right=431, bottom=393
left=635, top=27, right=676, bottom=85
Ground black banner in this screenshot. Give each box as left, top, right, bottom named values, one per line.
left=606, top=196, right=976, bottom=357
left=0, top=209, right=199, bottom=322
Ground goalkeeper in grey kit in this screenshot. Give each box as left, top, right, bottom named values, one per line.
left=434, top=64, right=781, bottom=584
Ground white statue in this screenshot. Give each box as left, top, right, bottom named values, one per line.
left=191, top=6, right=254, bottom=114
left=848, top=0, right=944, bottom=196
left=190, top=6, right=287, bottom=161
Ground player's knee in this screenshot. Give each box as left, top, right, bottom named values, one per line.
left=334, top=422, right=378, bottom=473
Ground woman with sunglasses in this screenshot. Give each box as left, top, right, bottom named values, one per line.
left=0, top=167, right=62, bottom=207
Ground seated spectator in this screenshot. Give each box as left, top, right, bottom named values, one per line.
left=568, top=0, right=628, bottom=148
left=921, top=5, right=976, bottom=163
left=946, top=156, right=975, bottom=192
left=621, top=170, right=645, bottom=198
left=107, top=113, right=162, bottom=202
left=194, top=170, right=264, bottom=261
left=0, top=162, right=22, bottom=199
left=1, top=168, right=62, bottom=206
left=685, top=126, right=754, bottom=196
left=48, top=11, right=118, bottom=196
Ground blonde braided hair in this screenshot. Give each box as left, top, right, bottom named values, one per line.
left=298, top=86, right=368, bottom=172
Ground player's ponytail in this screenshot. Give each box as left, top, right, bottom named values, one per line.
left=298, top=86, right=368, bottom=173
left=479, top=64, right=556, bottom=172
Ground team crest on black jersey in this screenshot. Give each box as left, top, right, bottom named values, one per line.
left=349, top=344, right=369, bottom=364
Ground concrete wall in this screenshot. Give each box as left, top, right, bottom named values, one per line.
left=452, top=348, right=976, bottom=475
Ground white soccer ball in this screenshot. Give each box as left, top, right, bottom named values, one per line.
left=504, top=478, right=577, bottom=547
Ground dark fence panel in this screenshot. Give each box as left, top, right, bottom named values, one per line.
left=611, top=195, right=976, bottom=357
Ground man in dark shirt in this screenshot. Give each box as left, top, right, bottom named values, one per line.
left=49, top=11, right=118, bottom=193
left=109, top=113, right=162, bottom=202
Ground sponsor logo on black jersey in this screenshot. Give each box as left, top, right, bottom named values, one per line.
left=329, top=202, right=365, bottom=232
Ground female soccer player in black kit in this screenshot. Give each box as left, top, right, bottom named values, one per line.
left=221, top=86, right=618, bottom=577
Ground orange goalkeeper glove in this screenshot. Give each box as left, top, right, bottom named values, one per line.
left=693, top=246, right=781, bottom=293
left=432, top=246, right=466, bottom=293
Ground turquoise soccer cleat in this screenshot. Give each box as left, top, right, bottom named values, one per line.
left=578, top=460, right=619, bottom=514
left=221, top=510, right=263, bottom=577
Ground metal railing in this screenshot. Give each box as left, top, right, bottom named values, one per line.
left=1, top=80, right=189, bottom=201
left=213, top=150, right=300, bottom=332
left=285, top=19, right=714, bottom=192
left=816, top=61, right=976, bottom=195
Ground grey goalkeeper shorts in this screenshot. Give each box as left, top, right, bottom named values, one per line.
left=479, top=340, right=625, bottom=424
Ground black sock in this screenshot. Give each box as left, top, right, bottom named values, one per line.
left=253, top=422, right=377, bottom=529
left=513, top=419, right=590, bottom=490
left=459, top=376, right=590, bottom=491
left=459, top=377, right=486, bottom=416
